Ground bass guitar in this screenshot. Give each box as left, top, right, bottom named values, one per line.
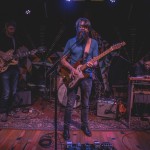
left=59, top=41, right=126, bottom=89
left=0, top=48, right=45, bottom=73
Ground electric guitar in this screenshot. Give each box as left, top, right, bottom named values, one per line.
left=0, top=48, right=45, bottom=73
left=59, top=41, right=126, bottom=89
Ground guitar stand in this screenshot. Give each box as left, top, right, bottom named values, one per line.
left=115, top=97, right=129, bottom=128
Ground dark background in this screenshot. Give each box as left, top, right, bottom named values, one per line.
left=0, top=0, right=150, bottom=84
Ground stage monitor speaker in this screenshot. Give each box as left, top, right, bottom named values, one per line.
left=97, top=98, right=117, bottom=119
left=15, top=91, right=32, bottom=106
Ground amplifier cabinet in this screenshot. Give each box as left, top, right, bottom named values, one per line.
left=127, top=77, right=150, bottom=128
left=97, top=99, right=117, bottom=119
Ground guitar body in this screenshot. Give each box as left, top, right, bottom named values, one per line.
left=0, top=63, right=8, bottom=73
left=0, top=50, right=18, bottom=73
left=59, top=60, right=88, bottom=89
left=0, top=47, right=45, bottom=74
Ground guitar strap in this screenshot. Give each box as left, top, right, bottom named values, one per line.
left=83, top=38, right=91, bottom=62
left=12, top=37, right=16, bottom=52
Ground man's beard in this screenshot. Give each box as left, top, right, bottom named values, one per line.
left=6, top=31, right=15, bottom=37
left=76, top=31, right=89, bottom=44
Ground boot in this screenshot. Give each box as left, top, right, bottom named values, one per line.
left=81, top=125, right=92, bottom=137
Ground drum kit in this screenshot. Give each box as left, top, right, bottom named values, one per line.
left=29, top=60, right=80, bottom=108
left=27, top=61, right=53, bottom=99
left=57, top=76, right=81, bottom=108
left=29, top=60, right=103, bottom=109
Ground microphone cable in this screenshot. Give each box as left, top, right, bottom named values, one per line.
left=38, top=133, right=52, bottom=148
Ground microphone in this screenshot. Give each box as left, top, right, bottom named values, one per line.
left=80, top=31, right=86, bottom=39
left=77, top=31, right=86, bottom=43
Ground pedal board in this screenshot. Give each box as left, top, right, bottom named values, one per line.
left=65, top=141, right=116, bottom=150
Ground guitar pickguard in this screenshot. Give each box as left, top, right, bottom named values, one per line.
left=68, top=65, right=85, bottom=89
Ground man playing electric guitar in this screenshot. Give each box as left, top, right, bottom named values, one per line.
left=60, top=17, right=126, bottom=140
left=0, top=20, right=26, bottom=122
left=61, top=18, right=99, bottom=140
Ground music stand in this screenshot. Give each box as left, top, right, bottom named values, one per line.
left=31, top=61, right=52, bottom=100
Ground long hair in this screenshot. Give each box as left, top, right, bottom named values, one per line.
left=75, top=18, right=91, bottom=43
left=75, top=18, right=91, bottom=32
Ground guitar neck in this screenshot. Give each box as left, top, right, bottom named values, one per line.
left=80, top=41, right=126, bottom=71
left=12, top=50, right=36, bottom=60
left=80, top=47, right=114, bottom=71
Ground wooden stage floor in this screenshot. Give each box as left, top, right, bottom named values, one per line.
left=0, top=97, right=150, bottom=150
left=0, top=129, right=150, bottom=150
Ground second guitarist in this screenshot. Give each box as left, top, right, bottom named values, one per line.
left=0, top=20, right=26, bottom=122
left=61, top=18, right=99, bottom=140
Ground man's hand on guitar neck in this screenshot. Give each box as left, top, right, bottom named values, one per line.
left=86, top=60, right=97, bottom=68
left=70, top=60, right=97, bottom=78
left=87, top=61, right=94, bottom=68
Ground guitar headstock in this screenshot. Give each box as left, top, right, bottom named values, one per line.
left=110, top=41, right=126, bottom=51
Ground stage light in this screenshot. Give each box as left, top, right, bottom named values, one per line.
left=65, top=0, right=104, bottom=1
left=90, top=0, right=104, bottom=1
left=109, top=0, right=116, bottom=3
left=25, top=10, right=31, bottom=15
left=106, top=0, right=118, bottom=6
left=65, top=0, right=85, bottom=1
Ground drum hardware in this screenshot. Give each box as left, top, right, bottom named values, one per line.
left=49, top=70, right=57, bottom=100
left=40, top=61, right=51, bottom=99
left=92, top=71, right=105, bottom=101
left=58, top=83, right=81, bottom=108
left=28, top=61, right=53, bottom=99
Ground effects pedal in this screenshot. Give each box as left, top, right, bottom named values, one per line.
left=65, top=141, right=116, bottom=150
left=100, top=142, right=114, bottom=150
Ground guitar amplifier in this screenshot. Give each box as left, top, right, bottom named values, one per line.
left=97, top=98, right=117, bottom=119
left=15, top=91, right=32, bottom=106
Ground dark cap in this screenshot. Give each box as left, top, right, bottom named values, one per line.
left=5, top=20, right=16, bottom=28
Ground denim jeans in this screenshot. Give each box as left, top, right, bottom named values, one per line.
left=64, top=78, right=92, bottom=127
left=0, top=66, right=19, bottom=113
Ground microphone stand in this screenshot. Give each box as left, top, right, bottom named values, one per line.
left=47, top=37, right=83, bottom=150
left=118, top=55, right=132, bottom=64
